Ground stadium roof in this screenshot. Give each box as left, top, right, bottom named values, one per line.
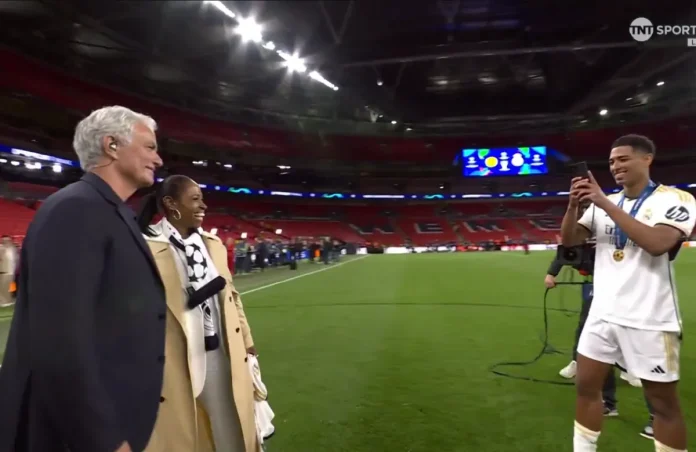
left=0, top=0, right=695, bottom=137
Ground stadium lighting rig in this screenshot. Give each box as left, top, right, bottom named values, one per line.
left=203, top=1, right=339, bottom=91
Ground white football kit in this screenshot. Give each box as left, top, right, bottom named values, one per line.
left=576, top=185, right=696, bottom=382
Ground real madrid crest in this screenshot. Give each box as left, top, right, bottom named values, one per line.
left=643, top=208, right=652, bottom=221
left=613, top=250, right=624, bottom=262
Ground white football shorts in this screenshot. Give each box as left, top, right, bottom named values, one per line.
left=577, top=315, right=681, bottom=383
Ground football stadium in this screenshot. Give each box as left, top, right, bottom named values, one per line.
left=0, top=1, right=695, bottom=451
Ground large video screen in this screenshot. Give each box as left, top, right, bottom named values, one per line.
left=462, top=146, right=548, bottom=177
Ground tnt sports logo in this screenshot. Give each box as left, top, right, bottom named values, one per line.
left=629, top=17, right=696, bottom=44
left=665, top=206, right=690, bottom=223
left=629, top=17, right=654, bottom=42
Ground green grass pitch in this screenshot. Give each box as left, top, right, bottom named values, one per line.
left=1, top=251, right=695, bottom=451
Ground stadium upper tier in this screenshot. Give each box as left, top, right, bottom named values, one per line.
left=0, top=48, right=695, bottom=166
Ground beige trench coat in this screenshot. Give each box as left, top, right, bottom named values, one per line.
left=144, top=229, right=260, bottom=452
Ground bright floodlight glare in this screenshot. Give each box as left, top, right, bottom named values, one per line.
left=205, top=1, right=235, bottom=19
left=599, top=109, right=608, bottom=116
left=236, top=17, right=262, bottom=42
left=309, top=70, right=339, bottom=90
left=278, top=50, right=306, bottom=73
left=275, top=229, right=283, bottom=235
left=205, top=2, right=338, bottom=90
left=241, top=232, right=248, bottom=239
left=391, top=120, right=397, bottom=124
left=656, top=81, right=665, bottom=86
left=52, top=163, right=62, bottom=173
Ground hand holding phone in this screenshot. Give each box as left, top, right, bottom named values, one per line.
left=569, top=162, right=590, bottom=208
left=572, top=161, right=590, bottom=179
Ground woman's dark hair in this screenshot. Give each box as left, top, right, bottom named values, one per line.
left=136, top=175, right=194, bottom=236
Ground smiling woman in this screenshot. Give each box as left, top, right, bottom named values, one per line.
left=136, top=175, right=263, bottom=452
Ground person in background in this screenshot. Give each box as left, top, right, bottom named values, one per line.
left=235, top=238, right=248, bottom=275
left=545, top=264, right=618, bottom=417
left=225, top=237, right=236, bottom=275
left=293, top=239, right=303, bottom=262
left=0, top=235, right=17, bottom=306
left=521, top=234, right=530, bottom=255
left=137, top=175, right=260, bottom=452
left=322, top=237, right=331, bottom=264
left=0, top=106, right=166, bottom=452
left=256, top=239, right=268, bottom=272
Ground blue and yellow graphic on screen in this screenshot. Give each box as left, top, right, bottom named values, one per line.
left=461, top=146, right=548, bottom=177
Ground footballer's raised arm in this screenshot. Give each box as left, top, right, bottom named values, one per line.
left=562, top=203, right=593, bottom=247
left=603, top=188, right=696, bottom=257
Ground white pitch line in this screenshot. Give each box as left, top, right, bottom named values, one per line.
left=240, top=254, right=369, bottom=296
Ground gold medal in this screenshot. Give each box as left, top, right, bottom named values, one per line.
left=613, top=250, right=624, bottom=262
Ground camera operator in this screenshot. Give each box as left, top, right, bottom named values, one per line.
left=544, top=240, right=621, bottom=417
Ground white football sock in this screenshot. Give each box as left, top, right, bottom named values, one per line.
left=655, top=440, right=687, bottom=452
left=574, top=420, right=600, bottom=451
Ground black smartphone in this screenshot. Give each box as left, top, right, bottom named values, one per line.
left=572, top=161, right=589, bottom=179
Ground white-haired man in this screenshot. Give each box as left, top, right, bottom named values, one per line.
left=0, top=106, right=166, bottom=452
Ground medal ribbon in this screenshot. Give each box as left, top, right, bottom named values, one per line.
left=614, top=180, right=658, bottom=250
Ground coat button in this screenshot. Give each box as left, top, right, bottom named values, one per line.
left=236, top=327, right=240, bottom=333
left=160, top=396, right=166, bottom=403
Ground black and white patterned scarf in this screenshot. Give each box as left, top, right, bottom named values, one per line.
left=162, top=219, right=220, bottom=351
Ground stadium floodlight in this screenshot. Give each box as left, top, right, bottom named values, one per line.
left=599, top=109, right=608, bottom=116
left=204, top=0, right=236, bottom=19
left=241, top=232, right=248, bottom=239
left=275, top=229, right=283, bottom=235
left=236, top=17, right=262, bottom=43
left=52, top=163, right=62, bottom=173
left=278, top=51, right=306, bottom=73
left=203, top=1, right=340, bottom=91
left=309, top=70, right=339, bottom=91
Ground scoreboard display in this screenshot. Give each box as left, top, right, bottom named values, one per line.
left=461, top=146, right=548, bottom=177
